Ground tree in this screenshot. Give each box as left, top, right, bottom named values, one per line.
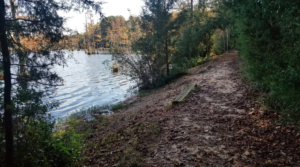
left=110, top=0, right=178, bottom=89
left=106, top=16, right=128, bottom=48
left=0, top=1, right=13, bottom=165
left=174, top=0, right=193, bottom=11
left=0, top=0, right=103, bottom=166
left=127, top=16, right=142, bottom=46
left=139, top=0, right=177, bottom=76
left=224, top=0, right=300, bottom=123
left=99, top=16, right=116, bottom=48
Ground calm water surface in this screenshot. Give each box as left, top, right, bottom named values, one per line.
left=48, top=51, right=136, bottom=118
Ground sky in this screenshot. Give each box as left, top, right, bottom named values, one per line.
left=60, top=0, right=145, bottom=33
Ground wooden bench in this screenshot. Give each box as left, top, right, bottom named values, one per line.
left=173, top=83, right=197, bottom=104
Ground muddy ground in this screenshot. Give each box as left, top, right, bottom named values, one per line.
left=76, top=52, right=300, bottom=167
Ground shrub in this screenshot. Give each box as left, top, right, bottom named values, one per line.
left=0, top=88, right=83, bottom=166
left=0, top=116, right=83, bottom=167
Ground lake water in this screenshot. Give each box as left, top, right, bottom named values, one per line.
left=47, top=51, right=136, bottom=118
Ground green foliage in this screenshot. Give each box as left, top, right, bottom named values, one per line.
left=212, top=29, right=226, bottom=55
left=0, top=117, right=83, bottom=167
left=57, top=105, right=111, bottom=125
left=50, top=128, right=83, bottom=167
left=132, top=0, right=177, bottom=86
left=172, top=7, right=229, bottom=71
left=227, top=0, right=300, bottom=123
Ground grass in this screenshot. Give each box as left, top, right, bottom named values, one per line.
left=122, top=147, right=142, bottom=167
left=68, top=110, right=161, bottom=166
left=57, top=100, right=131, bottom=127
left=56, top=105, right=110, bottom=129
left=138, top=89, right=156, bottom=97
left=110, top=102, right=128, bottom=111
left=112, top=63, right=119, bottom=72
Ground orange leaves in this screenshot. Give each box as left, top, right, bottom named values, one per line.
left=20, top=35, right=50, bottom=51
left=268, top=136, right=274, bottom=141
left=106, top=16, right=130, bottom=45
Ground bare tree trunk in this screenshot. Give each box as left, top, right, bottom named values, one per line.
left=70, top=36, right=73, bottom=50
left=224, top=31, right=226, bottom=52
left=85, top=14, right=88, bottom=52
left=165, top=33, right=169, bottom=76
left=228, top=30, right=230, bottom=50
left=0, top=0, right=14, bottom=166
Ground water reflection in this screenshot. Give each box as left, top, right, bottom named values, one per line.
left=47, top=51, right=136, bottom=118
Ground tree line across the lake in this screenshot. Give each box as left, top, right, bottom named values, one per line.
left=62, top=15, right=143, bottom=54
left=1, top=0, right=300, bottom=166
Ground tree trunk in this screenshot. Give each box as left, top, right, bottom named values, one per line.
left=0, top=0, right=14, bottom=166
left=224, top=32, right=226, bottom=52
left=165, top=33, right=169, bottom=76
left=227, top=30, right=229, bottom=52
left=10, top=0, right=27, bottom=76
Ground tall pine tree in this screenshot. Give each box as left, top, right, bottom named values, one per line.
left=131, top=0, right=177, bottom=87
left=0, top=0, right=103, bottom=166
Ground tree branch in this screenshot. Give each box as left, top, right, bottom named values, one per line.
left=6, top=18, right=42, bottom=23
left=10, top=64, right=53, bottom=67
left=12, top=77, right=63, bottom=86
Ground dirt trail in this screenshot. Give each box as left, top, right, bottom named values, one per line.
left=128, top=52, right=243, bottom=112
left=141, top=52, right=251, bottom=166
left=82, top=52, right=300, bottom=167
